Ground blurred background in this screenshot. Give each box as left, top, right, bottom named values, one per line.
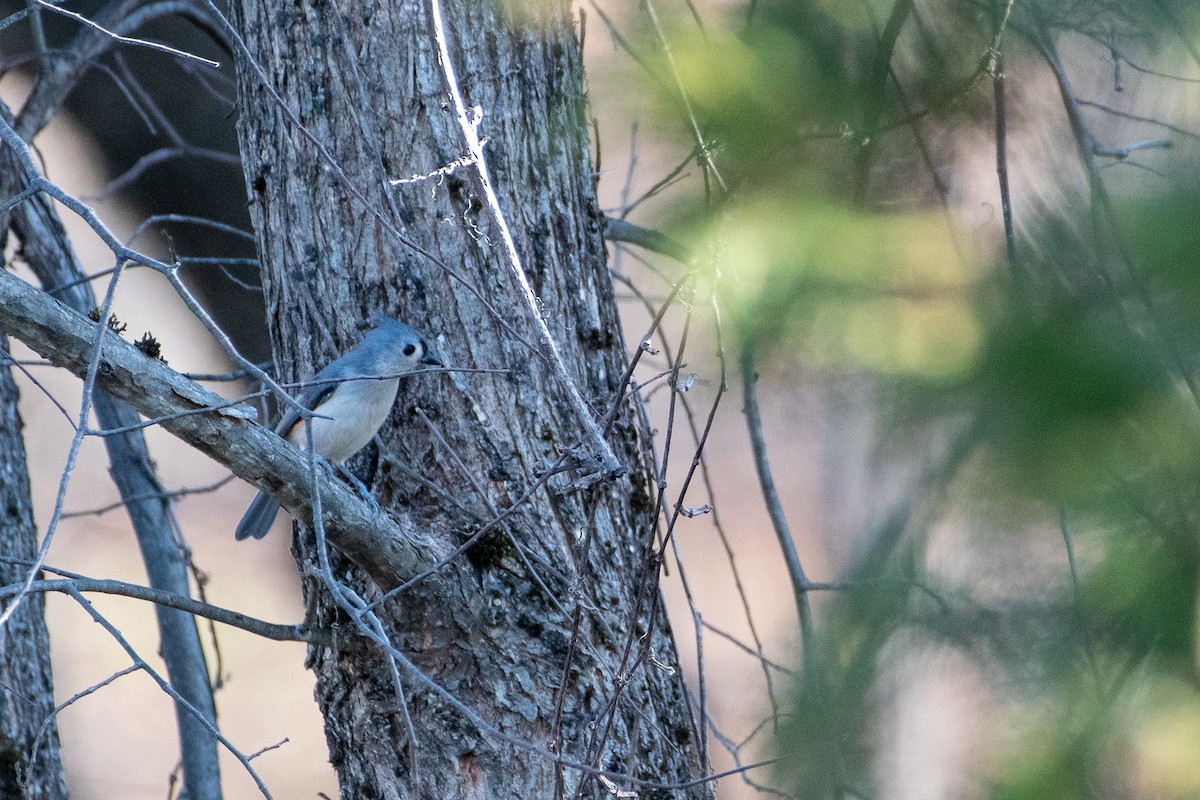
left=5, top=0, right=1200, bottom=798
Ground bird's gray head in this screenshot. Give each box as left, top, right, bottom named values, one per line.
left=361, top=314, right=442, bottom=375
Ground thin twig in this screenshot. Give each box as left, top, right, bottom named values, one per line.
left=62, top=475, right=236, bottom=518
left=64, top=587, right=274, bottom=799
left=33, top=0, right=219, bottom=67
left=642, top=0, right=726, bottom=192
left=28, top=665, right=142, bottom=779
left=739, top=345, right=814, bottom=640
left=0, top=573, right=313, bottom=643
left=990, top=0, right=1018, bottom=272
left=1059, top=509, right=1099, bottom=680
left=699, top=619, right=793, bottom=674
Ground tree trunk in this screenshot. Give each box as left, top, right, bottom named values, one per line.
left=0, top=345, right=69, bottom=800
left=230, top=0, right=709, bottom=797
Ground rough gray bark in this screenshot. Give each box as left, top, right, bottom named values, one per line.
left=0, top=342, right=69, bottom=800
left=229, top=0, right=709, bottom=797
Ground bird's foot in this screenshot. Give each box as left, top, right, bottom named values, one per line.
left=336, top=465, right=380, bottom=514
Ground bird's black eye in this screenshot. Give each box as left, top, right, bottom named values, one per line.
left=403, top=343, right=417, bottom=357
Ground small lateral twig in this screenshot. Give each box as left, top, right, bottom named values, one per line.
left=739, top=344, right=814, bottom=642
left=0, top=568, right=315, bottom=644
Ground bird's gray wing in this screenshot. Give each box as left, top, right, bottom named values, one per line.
left=272, top=377, right=339, bottom=440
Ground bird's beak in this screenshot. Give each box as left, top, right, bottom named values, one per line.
left=421, top=350, right=443, bottom=367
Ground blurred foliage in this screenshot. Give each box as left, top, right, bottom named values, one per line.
left=704, top=199, right=981, bottom=377
left=627, top=0, right=1200, bottom=796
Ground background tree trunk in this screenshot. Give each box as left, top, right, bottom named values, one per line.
left=0, top=347, right=68, bottom=800
left=230, top=0, right=709, bottom=797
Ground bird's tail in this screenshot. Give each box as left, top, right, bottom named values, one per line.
left=235, top=491, right=282, bottom=540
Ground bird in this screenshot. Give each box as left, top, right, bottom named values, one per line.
left=235, top=315, right=442, bottom=541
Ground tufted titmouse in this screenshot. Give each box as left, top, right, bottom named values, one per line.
left=234, top=316, right=442, bottom=541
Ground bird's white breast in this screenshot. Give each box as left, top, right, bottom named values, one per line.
left=288, top=377, right=401, bottom=463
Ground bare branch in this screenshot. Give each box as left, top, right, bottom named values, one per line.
left=32, top=0, right=218, bottom=67
left=739, top=347, right=815, bottom=643
left=64, top=586, right=274, bottom=799
left=0, top=572, right=312, bottom=644
left=0, top=268, right=446, bottom=589
left=61, top=475, right=236, bottom=518
left=1093, top=138, right=1173, bottom=159
left=604, top=217, right=694, bottom=265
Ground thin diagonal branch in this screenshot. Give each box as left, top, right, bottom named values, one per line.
left=0, top=573, right=313, bottom=644
left=739, top=345, right=814, bottom=641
